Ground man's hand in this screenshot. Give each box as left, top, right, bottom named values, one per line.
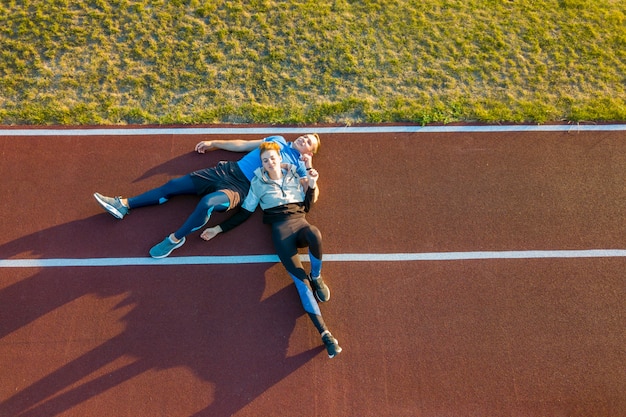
left=200, top=226, right=223, bottom=241
left=300, top=153, right=313, bottom=169
left=195, top=141, right=216, bottom=153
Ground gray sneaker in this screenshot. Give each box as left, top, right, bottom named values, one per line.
left=149, top=236, right=186, bottom=258
left=94, top=192, right=129, bottom=219
left=321, top=331, right=342, bottom=358
left=309, top=274, right=330, bottom=302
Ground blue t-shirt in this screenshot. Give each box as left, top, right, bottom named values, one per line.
left=237, top=136, right=307, bottom=180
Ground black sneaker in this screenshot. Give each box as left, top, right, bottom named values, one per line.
left=309, top=274, right=330, bottom=302
left=321, top=331, right=342, bottom=358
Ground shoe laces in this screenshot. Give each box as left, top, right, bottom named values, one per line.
left=310, top=276, right=324, bottom=289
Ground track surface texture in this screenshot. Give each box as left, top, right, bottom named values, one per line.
left=1, top=125, right=625, bottom=417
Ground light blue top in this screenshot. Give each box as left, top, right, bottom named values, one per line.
left=236, top=136, right=307, bottom=181
left=241, top=165, right=305, bottom=211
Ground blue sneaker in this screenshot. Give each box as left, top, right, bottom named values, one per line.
left=94, top=192, right=129, bottom=219
left=149, top=236, right=186, bottom=258
left=321, top=331, right=342, bottom=358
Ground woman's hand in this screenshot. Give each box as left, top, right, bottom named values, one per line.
left=195, top=141, right=216, bottom=153
left=307, top=168, right=319, bottom=188
left=200, top=226, right=222, bottom=241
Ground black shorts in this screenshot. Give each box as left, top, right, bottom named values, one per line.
left=189, top=161, right=251, bottom=210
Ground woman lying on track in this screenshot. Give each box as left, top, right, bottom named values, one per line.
left=93, top=134, right=319, bottom=259
left=200, top=141, right=342, bottom=359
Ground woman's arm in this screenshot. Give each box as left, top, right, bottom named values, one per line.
left=200, top=225, right=223, bottom=241
left=304, top=168, right=319, bottom=210
left=201, top=188, right=260, bottom=241
left=195, top=139, right=263, bottom=153
left=200, top=208, right=254, bottom=241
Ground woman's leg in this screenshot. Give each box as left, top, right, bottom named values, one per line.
left=273, top=220, right=342, bottom=358
left=295, top=224, right=323, bottom=278
left=294, top=224, right=330, bottom=301
left=272, top=224, right=328, bottom=334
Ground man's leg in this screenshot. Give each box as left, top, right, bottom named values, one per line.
left=127, top=175, right=197, bottom=208
left=94, top=175, right=197, bottom=219
left=173, top=191, right=230, bottom=239
left=149, top=191, right=230, bottom=259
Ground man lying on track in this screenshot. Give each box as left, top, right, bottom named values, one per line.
left=93, top=134, right=320, bottom=258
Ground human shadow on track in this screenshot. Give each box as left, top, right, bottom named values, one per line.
left=0, top=217, right=322, bottom=416
left=129, top=151, right=211, bottom=184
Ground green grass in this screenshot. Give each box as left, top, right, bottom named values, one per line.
left=0, top=0, right=625, bottom=125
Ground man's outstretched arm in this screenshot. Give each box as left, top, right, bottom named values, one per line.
left=195, top=139, right=263, bottom=153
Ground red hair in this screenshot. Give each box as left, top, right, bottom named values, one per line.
left=259, top=141, right=281, bottom=155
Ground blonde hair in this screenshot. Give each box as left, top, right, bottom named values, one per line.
left=309, top=133, right=321, bottom=154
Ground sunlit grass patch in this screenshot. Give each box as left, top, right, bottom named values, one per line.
left=0, top=0, right=624, bottom=125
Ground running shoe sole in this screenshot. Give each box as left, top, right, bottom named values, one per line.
left=93, top=193, right=125, bottom=219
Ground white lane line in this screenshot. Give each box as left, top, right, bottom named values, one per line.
left=0, top=124, right=625, bottom=136
left=1, top=250, right=626, bottom=267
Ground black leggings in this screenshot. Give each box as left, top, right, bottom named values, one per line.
left=271, top=217, right=322, bottom=282
left=271, top=217, right=326, bottom=333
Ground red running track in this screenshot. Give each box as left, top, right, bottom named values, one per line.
left=1, top=125, right=625, bottom=416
